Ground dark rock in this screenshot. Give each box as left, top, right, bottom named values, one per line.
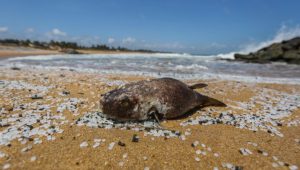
left=257, top=149, right=263, bottom=154
left=118, top=141, right=126, bottom=147
left=0, top=124, right=10, bottom=127
left=199, top=120, right=208, bottom=124
left=31, top=94, right=43, bottom=100
left=60, top=49, right=81, bottom=54
left=234, top=37, right=300, bottom=64
left=235, top=166, right=244, bottom=170
left=62, top=90, right=70, bottom=95
left=10, top=67, right=21, bottom=70
left=132, top=134, right=139, bottom=142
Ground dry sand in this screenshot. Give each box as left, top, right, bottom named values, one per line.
left=0, top=52, right=299, bottom=170
left=0, top=46, right=60, bottom=58
left=0, top=45, right=148, bottom=59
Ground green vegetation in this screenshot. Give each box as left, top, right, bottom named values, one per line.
left=0, top=38, right=156, bottom=53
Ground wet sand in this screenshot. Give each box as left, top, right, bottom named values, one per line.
left=0, top=64, right=299, bottom=170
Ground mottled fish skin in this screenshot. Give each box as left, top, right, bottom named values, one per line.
left=100, top=78, right=225, bottom=121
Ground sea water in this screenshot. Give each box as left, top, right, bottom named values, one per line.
left=1, top=53, right=300, bottom=84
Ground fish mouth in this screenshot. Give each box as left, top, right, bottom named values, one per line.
left=147, top=107, right=164, bottom=122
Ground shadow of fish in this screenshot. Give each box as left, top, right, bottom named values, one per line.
left=100, top=78, right=226, bottom=121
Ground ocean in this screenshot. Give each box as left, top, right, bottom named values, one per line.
left=1, top=53, right=300, bottom=84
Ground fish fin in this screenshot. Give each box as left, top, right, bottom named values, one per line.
left=202, top=95, right=227, bottom=107
left=189, top=83, right=208, bottom=89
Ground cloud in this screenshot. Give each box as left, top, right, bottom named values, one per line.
left=122, top=37, right=136, bottom=44
left=107, top=37, right=115, bottom=44
left=48, top=28, right=67, bottom=37
left=69, top=36, right=102, bottom=47
left=25, top=28, right=35, bottom=33
left=242, top=24, right=300, bottom=53
left=0, top=27, right=8, bottom=33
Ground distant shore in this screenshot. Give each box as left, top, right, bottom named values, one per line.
left=0, top=45, right=60, bottom=58
left=0, top=45, right=149, bottom=59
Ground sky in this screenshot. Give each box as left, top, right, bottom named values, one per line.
left=0, top=0, right=300, bottom=54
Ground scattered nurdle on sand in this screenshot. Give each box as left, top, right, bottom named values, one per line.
left=0, top=66, right=299, bottom=170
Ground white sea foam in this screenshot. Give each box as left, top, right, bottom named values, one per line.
left=216, top=25, right=300, bottom=59
left=7, top=52, right=211, bottom=61
left=174, top=64, right=208, bottom=70
left=1, top=63, right=300, bottom=84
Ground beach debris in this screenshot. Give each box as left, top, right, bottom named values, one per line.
left=191, top=140, right=199, bottom=147
left=180, top=135, right=186, bottom=141
left=33, top=138, right=42, bottom=145
left=257, top=149, right=268, bottom=156
left=289, top=165, right=299, bottom=170
left=247, top=142, right=258, bottom=147
left=30, top=156, right=37, bottom=162
left=132, top=134, right=139, bottom=142
left=21, top=145, right=33, bottom=152
left=0, top=80, right=52, bottom=93
left=100, top=78, right=225, bottom=121
left=272, top=162, right=279, bottom=168
left=0, top=151, right=7, bottom=158
left=118, top=161, right=124, bottom=167
left=76, top=112, right=181, bottom=138
left=92, top=142, right=100, bottom=148
left=181, top=87, right=300, bottom=137
left=2, top=163, right=11, bottom=170
left=80, top=141, right=88, bottom=148
left=270, top=155, right=298, bottom=169
left=222, top=163, right=243, bottom=170
left=93, top=138, right=104, bottom=148
left=195, top=150, right=201, bottom=155
left=122, top=153, right=128, bottom=159
left=118, top=141, right=126, bottom=146
left=31, top=94, right=43, bottom=100
left=195, top=157, right=200, bottom=162
left=57, top=98, right=82, bottom=115
left=239, top=148, right=252, bottom=156
left=214, top=153, right=220, bottom=157
left=10, top=67, right=21, bottom=70
left=60, top=90, right=70, bottom=96
left=108, top=142, right=115, bottom=150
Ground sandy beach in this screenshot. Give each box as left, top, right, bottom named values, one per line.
left=1, top=0, right=299, bottom=169
left=0, top=51, right=299, bottom=170
left=0, top=45, right=144, bottom=59
left=0, top=46, right=61, bottom=58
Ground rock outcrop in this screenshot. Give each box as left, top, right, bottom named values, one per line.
left=59, top=48, right=81, bottom=54
left=234, top=37, right=300, bottom=64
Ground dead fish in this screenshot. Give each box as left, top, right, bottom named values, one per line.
left=100, top=78, right=226, bottom=121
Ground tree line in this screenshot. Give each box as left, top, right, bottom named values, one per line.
left=0, top=38, right=156, bottom=53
